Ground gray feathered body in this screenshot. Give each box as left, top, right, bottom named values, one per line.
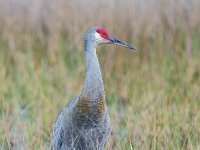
left=52, top=27, right=111, bottom=150
left=52, top=96, right=111, bottom=150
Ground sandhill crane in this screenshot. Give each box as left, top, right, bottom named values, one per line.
left=52, top=27, right=136, bottom=150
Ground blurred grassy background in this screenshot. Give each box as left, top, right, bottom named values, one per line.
left=0, top=0, right=200, bottom=149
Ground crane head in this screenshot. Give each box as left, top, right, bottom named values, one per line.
left=95, top=27, right=136, bottom=50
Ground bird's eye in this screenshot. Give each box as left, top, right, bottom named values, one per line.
left=101, top=33, right=106, bottom=38
left=96, top=28, right=108, bottom=39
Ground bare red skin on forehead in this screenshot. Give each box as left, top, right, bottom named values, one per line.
left=96, top=28, right=109, bottom=40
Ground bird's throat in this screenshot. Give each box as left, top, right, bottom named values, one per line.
left=81, top=49, right=105, bottom=99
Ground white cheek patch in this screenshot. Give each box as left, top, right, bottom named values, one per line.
left=95, top=32, right=104, bottom=43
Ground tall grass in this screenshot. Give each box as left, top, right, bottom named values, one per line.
left=0, top=0, right=200, bottom=149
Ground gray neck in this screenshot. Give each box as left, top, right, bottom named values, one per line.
left=80, top=42, right=105, bottom=100
left=73, top=35, right=106, bottom=126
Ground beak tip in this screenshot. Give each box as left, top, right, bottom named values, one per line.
left=129, top=46, right=137, bottom=50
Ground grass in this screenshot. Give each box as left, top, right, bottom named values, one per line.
left=0, top=0, right=200, bottom=149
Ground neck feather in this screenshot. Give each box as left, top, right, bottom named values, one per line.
left=73, top=40, right=106, bottom=125
left=80, top=44, right=105, bottom=99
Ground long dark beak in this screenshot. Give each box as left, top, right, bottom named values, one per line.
left=108, top=36, right=137, bottom=50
